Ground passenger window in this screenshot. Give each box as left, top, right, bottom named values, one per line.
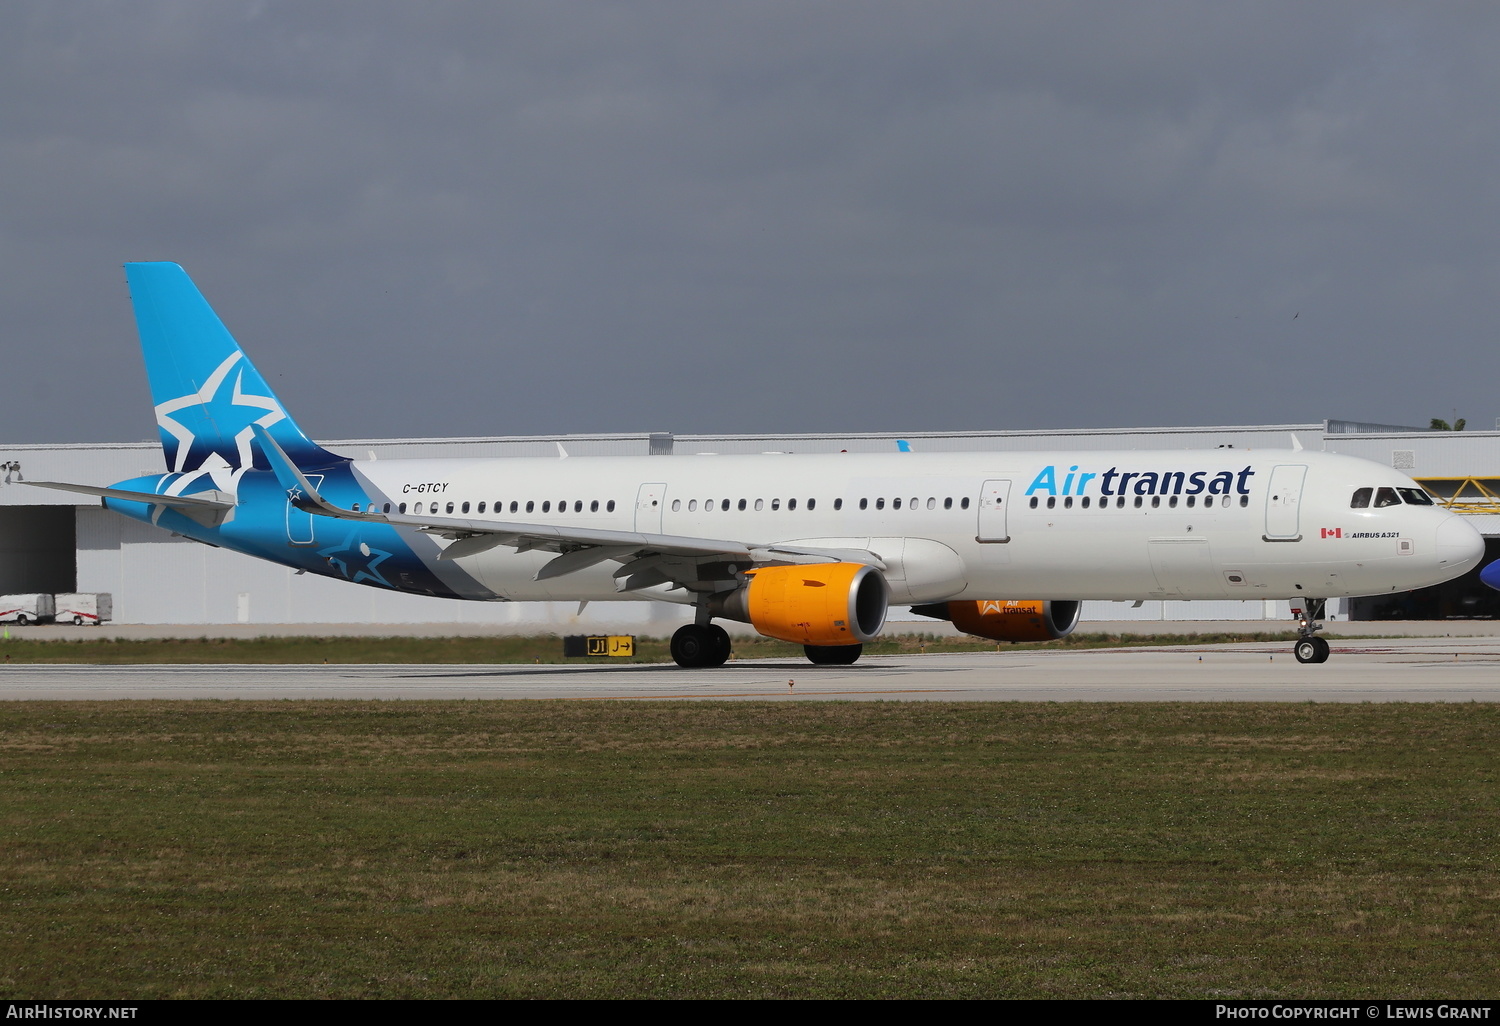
left=1374, top=487, right=1400, bottom=508
left=927, top=497, right=935, bottom=510
left=673, top=499, right=682, bottom=511
left=1063, top=496, right=1073, bottom=509
left=788, top=498, right=797, bottom=510
left=876, top=498, right=885, bottom=510
left=399, top=502, right=408, bottom=514
left=1239, top=494, right=1248, bottom=507
left=722, top=499, right=731, bottom=511
left=807, top=498, right=816, bottom=511
left=511, top=501, right=519, bottom=513
left=944, top=497, right=953, bottom=510
left=738, top=498, right=747, bottom=511
left=704, top=499, right=713, bottom=512
left=526, top=501, right=535, bottom=513
left=1081, top=496, right=1090, bottom=509
left=893, top=498, right=901, bottom=510
left=591, top=500, right=599, bottom=512
left=606, top=500, right=615, bottom=512
left=1398, top=488, right=1434, bottom=506
left=1168, top=496, right=1177, bottom=508
left=542, top=501, right=550, bottom=513
left=575, top=501, right=583, bottom=512
left=1046, top=497, right=1056, bottom=509
left=833, top=498, right=842, bottom=510
left=383, top=502, right=392, bottom=513
left=859, top=498, right=868, bottom=510
left=444, top=501, right=453, bottom=514
left=1185, top=496, right=1194, bottom=508
left=461, top=501, right=471, bottom=514
left=1029, top=496, right=1038, bottom=509
left=1134, top=496, right=1143, bottom=508
left=687, top=500, right=695, bottom=512
left=961, top=497, right=970, bottom=509
left=910, top=497, right=918, bottom=510
left=771, top=498, right=781, bottom=510
left=476, top=502, right=485, bottom=513
left=755, top=498, right=764, bottom=511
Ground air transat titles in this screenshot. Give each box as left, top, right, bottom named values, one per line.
left=1025, top=465, right=1257, bottom=497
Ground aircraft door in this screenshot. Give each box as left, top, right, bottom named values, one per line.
left=635, top=482, right=666, bottom=534
left=1264, top=465, right=1307, bottom=541
left=286, top=475, right=323, bottom=546
left=977, top=480, right=1011, bottom=543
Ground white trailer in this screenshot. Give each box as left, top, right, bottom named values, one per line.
left=0, top=594, right=56, bottom=625
left=53, top=593, right=113, bottom=626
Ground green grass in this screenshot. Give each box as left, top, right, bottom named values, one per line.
left=1, top=701, right=1496, bottom=998
left=0, top=631, right=1300, bottom=664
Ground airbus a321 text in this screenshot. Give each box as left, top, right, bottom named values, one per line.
left=28, top=264, right=1487, bottom=666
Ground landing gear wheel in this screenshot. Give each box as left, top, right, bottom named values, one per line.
left=1294, top=637, right=1330, bottom=664
left=705, top=624, right=732, bottom=666
left=804, top=643, right=863, bottom=665
left=671, top=624, right=729, bottom=668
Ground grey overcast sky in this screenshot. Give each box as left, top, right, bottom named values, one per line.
left=3, top=2, right=1499, bottom=445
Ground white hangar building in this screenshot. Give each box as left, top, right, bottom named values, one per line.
left=2, top=420, right=1498, bottom=629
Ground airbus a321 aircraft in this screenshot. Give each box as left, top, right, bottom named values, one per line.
left=30, top=263, right=1487, bottom=667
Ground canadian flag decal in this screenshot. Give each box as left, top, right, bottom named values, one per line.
left=1321, top=528, right=1343, bottom=539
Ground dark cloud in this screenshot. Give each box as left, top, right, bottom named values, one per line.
left=3, top=2, right=1499, bottom=444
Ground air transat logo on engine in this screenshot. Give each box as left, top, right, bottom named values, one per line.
left=1024, top=465, right=1256, bottom=497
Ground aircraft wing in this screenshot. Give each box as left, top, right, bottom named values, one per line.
left=252, top=426, right=883, bottom=591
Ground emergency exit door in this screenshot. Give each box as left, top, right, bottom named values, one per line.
left=977, top=480, right=1011, bottom=543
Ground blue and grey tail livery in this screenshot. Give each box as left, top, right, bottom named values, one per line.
left=125, top=262, right=339, bottom=475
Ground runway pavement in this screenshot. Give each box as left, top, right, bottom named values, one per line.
left=3, top=636, right=1500, bottom=701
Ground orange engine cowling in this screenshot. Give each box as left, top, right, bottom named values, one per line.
left=713, top=562, right=888, bottom=645
left=911, top=600, right=1082, bottom=642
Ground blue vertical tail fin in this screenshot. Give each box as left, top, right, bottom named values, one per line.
left=125, top=262, right=340, bottom=477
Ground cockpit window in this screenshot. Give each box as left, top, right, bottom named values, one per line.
left=1374, top=487, right=1401, bottom=508
left=1398, top=488, right=1435, bottom=506
left=1350, top=487, right=1372, bottom=509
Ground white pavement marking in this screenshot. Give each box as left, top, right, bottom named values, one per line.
left=4, top=637, right=1500, bottom=701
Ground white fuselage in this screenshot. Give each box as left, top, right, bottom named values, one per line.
left=350, top=448, right=1485, bottom=605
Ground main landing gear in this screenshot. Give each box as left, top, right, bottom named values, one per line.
left=669, top=623, right=867, bottom=668
left=1290, top=598, right=1330, bottom=664
left=804, top=644, right=862, bottom=665
left=670, top=623, right=731, bottom=668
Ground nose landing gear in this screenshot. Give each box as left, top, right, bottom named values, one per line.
left=1290, top=598, right=1330, bottom=663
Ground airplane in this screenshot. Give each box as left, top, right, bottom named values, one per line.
left=26, top=263, right=1488, bottom=667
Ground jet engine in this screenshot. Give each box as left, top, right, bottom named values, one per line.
left=911, top=599, right=1082, bottom=642
left=710, top=562, right=888, bottom=645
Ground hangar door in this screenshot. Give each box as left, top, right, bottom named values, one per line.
left=0, top=506, right=77, bottom=593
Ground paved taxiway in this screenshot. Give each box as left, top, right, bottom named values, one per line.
left=4, top=637, right=1500, bottom=701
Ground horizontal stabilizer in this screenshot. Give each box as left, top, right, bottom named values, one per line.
left=25, top=481, right=236, bottom=527
left=26, top=480, right=233, bottom=508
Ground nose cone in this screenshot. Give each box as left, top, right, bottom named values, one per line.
left=1437, top=515, right=1486, bottom=577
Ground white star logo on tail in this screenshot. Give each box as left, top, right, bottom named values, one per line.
left=153, top=351, right=287, bottom=497
left=155, top=348, right=286, bottom=480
